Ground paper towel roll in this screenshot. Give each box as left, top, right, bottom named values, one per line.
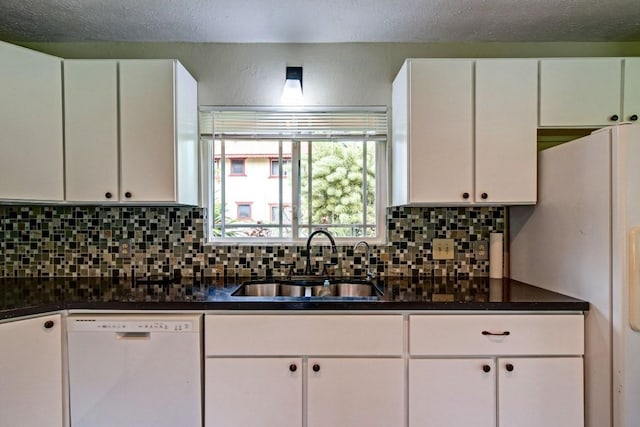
left=489, top=232, right=503, bottom=279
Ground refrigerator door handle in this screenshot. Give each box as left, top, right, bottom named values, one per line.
left=629, top=227, right=640, bottom=331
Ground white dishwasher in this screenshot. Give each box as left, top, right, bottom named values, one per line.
left=67, top=314, right=202, bottom=427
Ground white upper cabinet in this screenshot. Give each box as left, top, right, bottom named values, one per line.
left=120, top=60, right=199, bottom=205
left=475, top=59, right=538, bottom=204
left=64, top=60, right=119, bottom=202
left=392, top=58, right=537, bottom=206
left=623, top=58, right=640, bottom=123
left=64, top=59, right=199, bottom=205
left=0, top=41, right=64, bottom=201
left=392, top=59, right=474, bottom=205
left=539, top=58, right=622, bottom=127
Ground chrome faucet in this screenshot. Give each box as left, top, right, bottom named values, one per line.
left=353, top=240, right=375, bottom=280
left=304, top=229, right=338, bottom=276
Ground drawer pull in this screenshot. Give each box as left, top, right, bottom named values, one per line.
left=506, top=363, right=514, bottom=372
left=482, top=364, right=491, bottom=373
left=482, top=330, right=510, bottom=336
left=289, top=364, right=297, bottom=372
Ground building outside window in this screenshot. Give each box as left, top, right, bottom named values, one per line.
left=236, top=203, right=252, bottom=220
left=229, top=158, right=246, bottom=175
left=270, top=158, right=291, bottom=177
left=200, top=107, right=387, bottom=242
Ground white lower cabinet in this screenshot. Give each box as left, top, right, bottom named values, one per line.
left=205, top=357, right=302, bottom=427
left=408, top=314, right=585, bottom=427
left=410, top=358, right=496, bottom=427
left=498, top=357, right=584, bottom=427
left=0, top=314, right=65, bottom=427
left=204, top=314, right=404, bottom=427
left=307, top=357, right=404, bottom=427
left=204, top=313, right=585, bottom=427
left=410, top=357, right=583, bottom=427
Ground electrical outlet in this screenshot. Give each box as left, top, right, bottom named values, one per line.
left=432, top=238, right=455, bottom=260
left=120, top=239, right=133, bottom=259
left=474, top=240, right=489, bottom=260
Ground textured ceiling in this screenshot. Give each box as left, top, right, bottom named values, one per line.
left=1, top=0, right=640, bottom=43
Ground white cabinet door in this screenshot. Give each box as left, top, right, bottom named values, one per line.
left=205, top=358, right=302, bottom=427
left=0, top=42, right=64, bottom=201
left=175, top=61, right=199, bottom=205
left=623, top=58, right=640, bottom=122
left=0, top=314, right=64, bottom=427
left=540, top=58, right=622, bottom=127
left=64, top=60, right=119, bottom=201
left=475, top=59, right=537, bottom=204
left=307, top=358, right=404, bottom=427
left=409, top=359, right=495, bottom=427
left=392, top=59, right=474, bottom=205
left=120, top=60, right=176, bottom=202
left=498, top=357, right=584, bottom=427
left=392, top=58, right=537, bottom=206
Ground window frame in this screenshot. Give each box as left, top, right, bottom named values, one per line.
left=200, top=107, right=388, bottom=245
left=236, top=202, right=253, bottom=220
left=229, top=158, right=246, bottom=176
left=269, top=157, right=291, bottom=178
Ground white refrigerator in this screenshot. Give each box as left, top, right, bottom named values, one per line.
left=510, top=123, right=640, bottom=427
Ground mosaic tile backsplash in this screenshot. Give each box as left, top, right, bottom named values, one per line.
left=0, top=206, right=504, bottom=278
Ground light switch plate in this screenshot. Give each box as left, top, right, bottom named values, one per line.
left=432, top=238, right=455, bottom=260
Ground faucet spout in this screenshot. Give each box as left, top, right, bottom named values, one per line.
left=304, top=229, right=337, bottom=276
left=353, top=240, right=374, bottom=280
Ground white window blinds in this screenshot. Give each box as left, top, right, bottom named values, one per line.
left=199, top=107, right=387, bottom=140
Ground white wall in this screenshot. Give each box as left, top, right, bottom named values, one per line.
left=19, top=41, right=640, bottom=107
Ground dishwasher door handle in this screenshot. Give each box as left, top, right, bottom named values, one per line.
left=115, top=332, right=151, bottom=340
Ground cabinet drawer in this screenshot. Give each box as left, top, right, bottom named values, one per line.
left=409, top=314, right=583, bottom=356
left=205, top=314, right=403, bottom=356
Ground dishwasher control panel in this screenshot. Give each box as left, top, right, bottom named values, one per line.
left=69, top=317, right=198, bottom=333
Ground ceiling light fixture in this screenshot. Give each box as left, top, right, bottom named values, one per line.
left=281, top=66, right=303, bottom=105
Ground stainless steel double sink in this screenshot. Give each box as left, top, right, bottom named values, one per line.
left=232, top=278, right=382, bottom=299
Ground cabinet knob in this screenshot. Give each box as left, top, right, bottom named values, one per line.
left=631, top=114, right=638, bottom=121
left=312, top=364, right=321, bottom=372
left=505, top=363, right=514, bottom=372
left=289, top=364, right=297, bottom=372
left=610, top=114, right=619, bottom=121
left=462, top=192, right=470, bottom=200
left=105, top=192, right=112, bottom=199
left=481, top=193, right=488, bottom=200
left=125, top=192, right=132, bottom=198
left=482, top=364, right=491, bottom=373
left=44, top=320, right=55, bottom=329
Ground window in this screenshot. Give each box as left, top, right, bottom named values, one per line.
left=229, top=158, right=246, bottom=175
left=270, top=158, right=291, bottom=177
left=200, top=108, right=387, bottom=242
left=236, top=203, right=252, bottom=220
left=270, top=203, right=292, bottom=223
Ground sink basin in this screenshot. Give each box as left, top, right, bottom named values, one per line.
left=232, top=279, right=382, bottom=299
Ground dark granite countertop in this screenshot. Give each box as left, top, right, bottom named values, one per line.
left=0, top=276, right=588, bottom=320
